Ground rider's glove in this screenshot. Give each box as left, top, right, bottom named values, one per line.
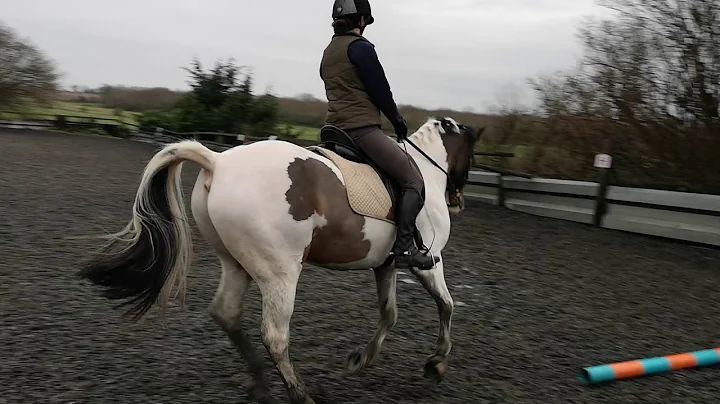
left=394, top=116, right=408, bottom=141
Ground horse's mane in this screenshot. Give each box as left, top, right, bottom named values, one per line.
left=405, top=118, right=445, bottom=149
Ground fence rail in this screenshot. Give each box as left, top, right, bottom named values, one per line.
left=464, top=172, right=720, bottom=247
left=0, top=111, right=138, bottom=127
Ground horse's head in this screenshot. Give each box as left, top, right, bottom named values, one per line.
left=430, top=117, right=485, bottom=215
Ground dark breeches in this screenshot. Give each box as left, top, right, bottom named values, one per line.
left=346, top=125, right=424, bottom=193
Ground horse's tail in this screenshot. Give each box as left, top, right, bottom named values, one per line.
left=78, top=139, right=217, bottom=321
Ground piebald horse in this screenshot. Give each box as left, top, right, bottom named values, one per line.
left=79, top=117, right=484, bottom=404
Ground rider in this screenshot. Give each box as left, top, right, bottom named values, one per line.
left=320, top=0, right=439, bottom=271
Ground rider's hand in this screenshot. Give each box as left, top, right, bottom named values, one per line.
left=394, top=116, right=408, bottom=141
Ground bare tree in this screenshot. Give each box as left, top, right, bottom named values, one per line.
left=581, top=0, right=719, bottom=126
left=526, top=0, right=720, bottom=193
left=0, top=22, right=59, bottom=110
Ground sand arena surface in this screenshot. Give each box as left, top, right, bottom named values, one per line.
left=1, top=129, right=719, bottom=404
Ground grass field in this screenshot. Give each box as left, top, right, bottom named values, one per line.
left=0, top=101, right=140, bottom=127
left=276, top=123, right=320, bottom=141
left=2, top=101, right=317, bottom=139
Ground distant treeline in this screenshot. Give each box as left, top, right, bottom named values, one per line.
left=63, top=85, right=186, bottom=112
left=68, top=85, right=501, bottom=133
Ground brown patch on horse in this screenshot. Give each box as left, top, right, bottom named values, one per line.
left=440, top=124, right=485, bottom=208
left=440, top=126, right=479, bottom=181
left=385, top=206, right=394, bottom=221
left=286, top=157, right=371, bottom=264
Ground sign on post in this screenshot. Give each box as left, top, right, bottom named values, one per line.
left=593, top=153, right=613, bottom=169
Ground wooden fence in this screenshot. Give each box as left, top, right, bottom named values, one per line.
left=0, top=111, right=139, bottom=138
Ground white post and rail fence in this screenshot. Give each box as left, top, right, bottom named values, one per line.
left=464, top=153, right=720, bottom=248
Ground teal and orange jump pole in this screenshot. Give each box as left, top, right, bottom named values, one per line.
left=579, top=348, right=720, bottom=384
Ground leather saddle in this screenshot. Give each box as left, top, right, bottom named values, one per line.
left=315, top=125, right=401, bottom=203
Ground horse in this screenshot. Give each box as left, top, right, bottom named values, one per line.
left=78, top=116, right=484, bottom=404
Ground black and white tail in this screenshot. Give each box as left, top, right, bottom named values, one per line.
left=78, top=140, right=216, bottom=320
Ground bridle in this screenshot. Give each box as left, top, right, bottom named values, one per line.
left=404, top=138, right=458, bottom=193
left=401, top=124, right=472, bottom=206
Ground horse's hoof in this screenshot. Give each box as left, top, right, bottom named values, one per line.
left=256, top=396, right=277, bottom=404
left=343, top=346, right=366, bottom=376
left=246, top=381, right=275, bottom=404
left=423, top=356, right=448, bottom=383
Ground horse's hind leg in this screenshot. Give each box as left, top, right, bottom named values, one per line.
left=410, top=255, right=454, bottom=383
left=253, top=257, right=315, bottom=404
left=210, top=258, right=274, bottom=403
left=191, top=172, right=273, bottom=403
left=344, top=264, right=398, bottom=375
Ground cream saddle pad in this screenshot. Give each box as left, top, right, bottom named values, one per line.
left=310, top=147, right=394, bottom=224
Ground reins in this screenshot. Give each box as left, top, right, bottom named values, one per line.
left=403, top=138, right=459, bottom=194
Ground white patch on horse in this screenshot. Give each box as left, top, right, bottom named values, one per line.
left=206, top=140, right=323, bottom=266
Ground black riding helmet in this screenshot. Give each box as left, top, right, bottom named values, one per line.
left=332, top=0, right=374, bottom=25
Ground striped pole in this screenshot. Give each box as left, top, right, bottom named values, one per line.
left=579, top=348, right=720, bottom=384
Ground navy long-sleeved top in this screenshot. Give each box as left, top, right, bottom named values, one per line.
left=346, top=39, right=403, bottom=129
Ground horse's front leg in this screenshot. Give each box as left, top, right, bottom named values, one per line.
left=344, top=264, right=398, bottom=375
left=411, top=255, right=454, bottom=383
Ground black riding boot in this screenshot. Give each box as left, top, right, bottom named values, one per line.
left=392, top=187, right=439, bottom=270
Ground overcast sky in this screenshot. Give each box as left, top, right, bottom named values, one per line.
left=4, top=0, right=611, bottom=111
